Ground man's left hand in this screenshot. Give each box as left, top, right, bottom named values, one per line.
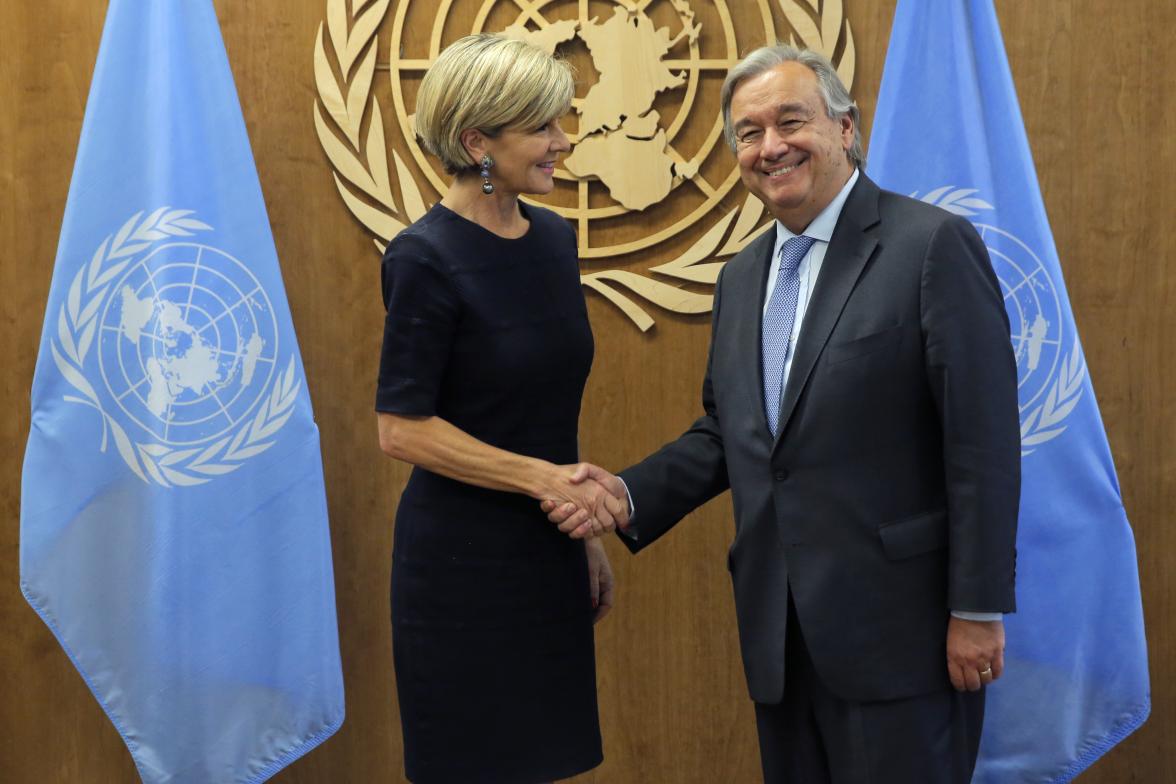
left=946, top=616, right=1005, bottom=692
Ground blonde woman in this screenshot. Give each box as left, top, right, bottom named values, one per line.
left=375, top=34, right=620, bottom=783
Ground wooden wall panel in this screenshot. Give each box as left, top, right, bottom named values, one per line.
left=0, top=3, right=140, bottom=782
left=0, top=1, right=1170, bottom=782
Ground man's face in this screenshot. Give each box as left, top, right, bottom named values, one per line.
left=729, top=62, right=855, bottom=232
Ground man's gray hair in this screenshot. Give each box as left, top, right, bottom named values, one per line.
left=720, top=44, right=864, bottom=168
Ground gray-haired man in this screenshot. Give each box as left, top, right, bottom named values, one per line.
left=549, top=44, right=1019, bottom=783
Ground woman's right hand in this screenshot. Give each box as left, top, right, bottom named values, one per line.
left=537, top=463, right=628, bottom=538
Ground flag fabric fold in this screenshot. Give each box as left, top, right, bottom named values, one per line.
left=866, top=1, right=1149, bottom=781
left=20, top=1, right=345, bottom=781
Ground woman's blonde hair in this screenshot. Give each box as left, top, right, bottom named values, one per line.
left=415, top=34, right=575, bottom=174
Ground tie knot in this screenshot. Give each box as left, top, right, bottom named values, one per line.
left=779, top=234, right=816, bottom=272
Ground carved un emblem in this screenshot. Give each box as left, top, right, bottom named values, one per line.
left=313, top=0, right=855, bottom=330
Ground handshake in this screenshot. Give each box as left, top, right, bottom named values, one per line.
left=539, top=463, right=630, bottom=539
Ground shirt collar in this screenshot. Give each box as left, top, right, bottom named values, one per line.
left=774, top=167, right=860, bottom=247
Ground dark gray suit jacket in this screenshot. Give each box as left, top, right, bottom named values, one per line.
left=620, top=174, right=1020, bottom=705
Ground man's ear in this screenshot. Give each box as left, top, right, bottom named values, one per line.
left=840, top=114, right=854, bottom=150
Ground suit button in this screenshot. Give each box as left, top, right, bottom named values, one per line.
left=774, top=469, right=788, bottom=481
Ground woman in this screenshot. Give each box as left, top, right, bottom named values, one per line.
left=375, top=34, right=621, bottom=784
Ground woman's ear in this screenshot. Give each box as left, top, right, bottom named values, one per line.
left=459, top=128, right=487, bottom=166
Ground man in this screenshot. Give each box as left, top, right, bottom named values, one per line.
left=548, top=44, right=1020, bottom=783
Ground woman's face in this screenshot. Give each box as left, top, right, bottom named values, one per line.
left=484, top=116, right=571, bottom=197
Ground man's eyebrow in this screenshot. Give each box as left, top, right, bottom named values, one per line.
left=733, top=102, right=813, bottom=130
left=774, top=102, right=811, bottom=115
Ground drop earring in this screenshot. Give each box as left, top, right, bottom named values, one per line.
left=479, top=154, right=494, bottom=195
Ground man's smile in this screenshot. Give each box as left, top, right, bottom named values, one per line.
left=762, top=158, right=806, bottom=177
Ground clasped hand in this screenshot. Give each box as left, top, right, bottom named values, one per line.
left=540, top=463, right=630, bottom=539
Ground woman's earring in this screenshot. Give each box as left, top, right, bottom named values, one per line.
left=479, top=154, right=494, bottom=195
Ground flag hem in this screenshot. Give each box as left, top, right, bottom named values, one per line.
left=21, top=579, right=149, bottom=776
left=248, top=710, right=345, bottom=784
left=1051, top=698, right=1151, bottom=784
left=20, top=578, right=344, bottom=783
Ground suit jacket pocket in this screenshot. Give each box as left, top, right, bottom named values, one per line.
left=878, top=509, right=948, bottom=560
left=825, top=325, right=903, bottom=365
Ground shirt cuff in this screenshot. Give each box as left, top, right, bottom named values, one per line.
left=618, top=477, right=637, bottom=541
left=950, top=610, right=1002, bottom=622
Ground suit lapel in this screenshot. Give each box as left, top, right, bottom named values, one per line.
left=772, top=176, right=882, bottom=451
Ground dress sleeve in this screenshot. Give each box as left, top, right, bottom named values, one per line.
left=375, top=233, right=460, bottom=415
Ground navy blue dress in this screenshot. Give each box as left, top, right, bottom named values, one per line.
left=376, top=202, right=601, bottom=783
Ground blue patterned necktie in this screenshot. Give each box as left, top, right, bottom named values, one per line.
left=762, top=234, right=816, bottom=435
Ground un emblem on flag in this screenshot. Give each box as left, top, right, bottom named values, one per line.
left=51, top=209, right=302, bottom=486
left=916, top=188, right=1086, bottom=455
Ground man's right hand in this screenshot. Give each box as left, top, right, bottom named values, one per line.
left=541, top=463, right=630, bottom=537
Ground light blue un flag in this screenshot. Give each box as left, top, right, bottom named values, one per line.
left=20, top=1, right=345, bottom=781
left=867, top=0, right=1149, bottom=780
